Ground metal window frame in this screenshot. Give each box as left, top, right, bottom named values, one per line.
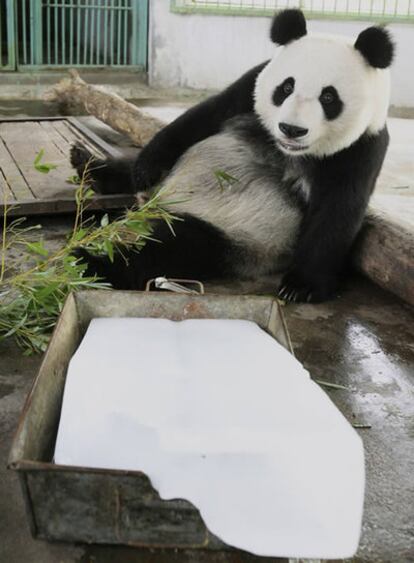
left=1, top=1, right=149, bottom=71
left=170, top=0, right=414, bottom=24
left=0, top=0, right=17, bottom=70
left=20, top=1, right=149, bottom=70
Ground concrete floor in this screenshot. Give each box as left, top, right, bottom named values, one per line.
left=1, top=105, right=414, bottom=562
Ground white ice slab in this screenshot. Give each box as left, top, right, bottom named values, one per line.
left=54, top=317, right=364, bottom=559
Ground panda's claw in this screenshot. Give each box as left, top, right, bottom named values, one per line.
left=278, top=273, right=322, bottom=303
left=284, top=288, right=295, bottom=303
left=278, top=285, right=287, bottom=299
left=278, top=286, right=291, bottom=302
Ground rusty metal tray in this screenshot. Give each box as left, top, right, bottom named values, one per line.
left=8, top=290, right=291, bottom=548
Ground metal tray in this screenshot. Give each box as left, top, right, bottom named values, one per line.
left=8, top=290, right=291, bottom=548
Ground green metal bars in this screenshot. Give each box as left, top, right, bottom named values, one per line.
left=0, top=1, right=148, bottom=71
left=171, top=0, right=414, bottom=23
left=0, top=0, right=16, bottom=70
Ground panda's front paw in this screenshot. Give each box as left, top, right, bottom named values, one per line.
left=277, top=271, right=337, bottom=303
left=70, top=142, right=110, bottom=192
left=70, top=142, right=95, bottom=175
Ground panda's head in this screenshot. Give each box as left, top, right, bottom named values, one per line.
left=254, top=9, right=394, bottom=157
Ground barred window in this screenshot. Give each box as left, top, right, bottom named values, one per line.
left=171, top=1, right=414, bottom=22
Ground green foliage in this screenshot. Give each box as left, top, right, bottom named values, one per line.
left=66, top=174, right=81, bottom=185
left=214, top=169, right=239, bottom=191
left=0, top=163, right=175, bottom=355
left=33, top=149, right=58, bottom=174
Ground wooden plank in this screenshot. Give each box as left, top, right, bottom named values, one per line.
left=67, top=117, right=123, bottom=159
left=0, top=136, right=34, bottom=202
left=0, top=194, right=136, bottom=217
left=38, top=120, right=71, bottom=157
left=0, top=169, right=15, bottom=205
left=52, top=120, right=105, bottom=160
left=0, top=118, right=132, bottom=217
left=0, top=121, right=76, bottom=200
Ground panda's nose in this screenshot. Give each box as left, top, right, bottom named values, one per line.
left=279, top=122, right=309, bottom=139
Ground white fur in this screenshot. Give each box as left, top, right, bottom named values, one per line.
left=157, top=131, right=302, bottom=276
left=254, top=33, right=391, bottom=157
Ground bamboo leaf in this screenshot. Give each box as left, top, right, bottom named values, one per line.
left=34, top=149, right=58, bottom=174
left=66, top=174, right=81, bottom=185
left=25, top=241, right=49, bottom=257
left=0, top=182, right=174, bottom=354
left=104, top=240, right=114, bottom=262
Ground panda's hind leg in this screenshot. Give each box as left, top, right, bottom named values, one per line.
left=70, top=142, right=136, bottom=195
left=75, top=214, right=237, bottom=289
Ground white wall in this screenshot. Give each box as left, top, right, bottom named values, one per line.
left=149, top=0, right=414, bottom=108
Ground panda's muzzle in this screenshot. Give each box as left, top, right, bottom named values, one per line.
left=278, top=122, right=309, bottom=139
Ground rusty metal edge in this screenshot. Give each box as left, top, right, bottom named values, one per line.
left=74, top=289, right=284, bottom=307
left=7, top=293, right=77, bottom=468
left=276, top=301, right=295, bottom=356
left=11, top=457, right=151, bottom=479
left=17, top=472, right=39, bottom=537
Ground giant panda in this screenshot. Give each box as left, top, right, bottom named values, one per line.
left=71, top=9, right=394, bottom=303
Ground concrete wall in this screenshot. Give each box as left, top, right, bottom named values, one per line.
left=149, top=0, right=414, bottom=108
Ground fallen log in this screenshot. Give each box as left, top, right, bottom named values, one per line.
left=46, top=71, right=413, bottom=306
left=45, top=69, right=165, bottom=147
left=353, top=211, right=414, bottom=306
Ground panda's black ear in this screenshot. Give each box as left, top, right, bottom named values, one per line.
left=270, top=9, right=307, bottom=45
left=354, top=26, right=394, bottom=69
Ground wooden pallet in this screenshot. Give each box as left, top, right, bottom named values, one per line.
left=0, top=117, right=135, bottom=216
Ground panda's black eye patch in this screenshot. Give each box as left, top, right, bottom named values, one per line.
left=319, top=86, right=343, bottom=120
left=273, top=77, right=295, bottom=106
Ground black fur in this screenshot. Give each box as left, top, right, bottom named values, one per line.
left=270, top=9, right=307, bottom=45
left=70, top=143, right=136, bottom=194
left=319, top=86, right=344, bottom=121
left=76, top=214, right=239, bottom=290
left=132, top=61, right=268, bottom=192
left=354, top=26, right=394, bottom=69
left=278, top=127, right=389, bottom=302
left=273, top=77, right=295, bottom=107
